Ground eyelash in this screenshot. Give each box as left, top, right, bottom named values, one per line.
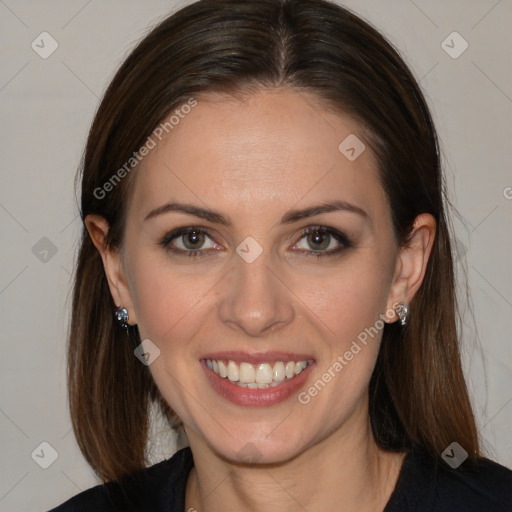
left=159, top=226, right=354, bottom=259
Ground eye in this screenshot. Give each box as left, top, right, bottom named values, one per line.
left=159, top=227, right=221, bottom=257
left=292, top=226, right=353, bottom=258
left=159, top=225, right=354, bottom=259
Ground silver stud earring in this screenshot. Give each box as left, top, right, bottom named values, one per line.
left=114, top=305, right=130, bottom=329
left=395, top=302, right=409, bottom=326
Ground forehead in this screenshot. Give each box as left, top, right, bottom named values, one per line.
left=129, top=87, right=388, bottom=223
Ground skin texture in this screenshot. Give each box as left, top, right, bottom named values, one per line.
left=87, top=87, right=436, bottom=511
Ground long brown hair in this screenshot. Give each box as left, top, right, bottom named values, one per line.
left=68, top=0, right=480, bottom=482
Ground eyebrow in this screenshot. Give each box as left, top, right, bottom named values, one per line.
left=144, top=199, right=368, bottom=225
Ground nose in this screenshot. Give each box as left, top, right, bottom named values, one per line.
left=217, top=251, right=296, bottom=337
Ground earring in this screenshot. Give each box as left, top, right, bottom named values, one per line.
left=395, top=302, right=409, bottom=326
left=114, top=305, right=130, bottom=329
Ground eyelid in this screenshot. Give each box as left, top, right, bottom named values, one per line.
left=290, top=225, right=354, bottom=257
left=159, top=226, right=222, bottom=251
left=159, top=224, right=354, bottom=258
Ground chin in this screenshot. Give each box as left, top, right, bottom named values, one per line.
left=223, top=440, right=304, bottom=466
left=195, top=421, right=313, bottom=467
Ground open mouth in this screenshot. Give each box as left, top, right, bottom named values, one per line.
left=204, top=358, right=313, bottom=389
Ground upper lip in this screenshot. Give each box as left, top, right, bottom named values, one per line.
left=201, top=351, right=315, bottom=364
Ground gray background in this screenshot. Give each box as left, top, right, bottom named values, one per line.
left=0, top=0, right=511, bottom=510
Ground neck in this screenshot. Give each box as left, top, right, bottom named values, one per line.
left=184, top=406, right=405, bottom=512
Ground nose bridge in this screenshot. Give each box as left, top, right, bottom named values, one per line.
left=217, top=248, right=295, bottom=336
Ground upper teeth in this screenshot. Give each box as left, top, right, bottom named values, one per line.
left=205, top=359, right=311, bottom=388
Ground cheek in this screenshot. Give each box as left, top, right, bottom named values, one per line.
left=128, top=251, right=219, bottom=344
left=294, top=263, right=389, bottom=426
left=293, top=253, right=392, bottom=350
left=126, top=253, right=217, bottom=424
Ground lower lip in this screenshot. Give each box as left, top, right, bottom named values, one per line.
left=201, top=360, right=314, bottom=407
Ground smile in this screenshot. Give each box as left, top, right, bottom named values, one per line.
left=201, top=351, right=316, bottom=406
left=205, top=359, right=313, bottom=389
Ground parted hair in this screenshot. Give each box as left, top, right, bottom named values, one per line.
left=68, top=0, right=480, bottom=482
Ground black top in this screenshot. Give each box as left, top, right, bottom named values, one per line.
left=48, top=446, right=512, bottom=511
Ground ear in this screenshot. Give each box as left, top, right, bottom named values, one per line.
left=85, top=214, right=138, bottom=325
left=385, top=213, right=436, bottom=324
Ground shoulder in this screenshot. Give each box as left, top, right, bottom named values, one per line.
left=434, top=454, right=512, bottom=511
left=386, top=446, right=512, bottom=512
left=47, top=447, right=194, bottom=512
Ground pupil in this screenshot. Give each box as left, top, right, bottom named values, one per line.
left=309, top=231, right=329, bottom=250
left=185, top=231, right=203, bottom=249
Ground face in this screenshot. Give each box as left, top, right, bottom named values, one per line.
left=102, top=88, right=408, bottom=464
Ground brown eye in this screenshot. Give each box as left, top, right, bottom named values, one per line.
left=160, top=227, right=220, bottom=257
left=181, top=230, right=206, bottom=250
left=305, top=230, right=331, bottom=251
left=292, top=226, right=353, bottom=259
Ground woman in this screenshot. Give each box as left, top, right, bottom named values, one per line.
left=50, top=0, right=512, bottom=510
